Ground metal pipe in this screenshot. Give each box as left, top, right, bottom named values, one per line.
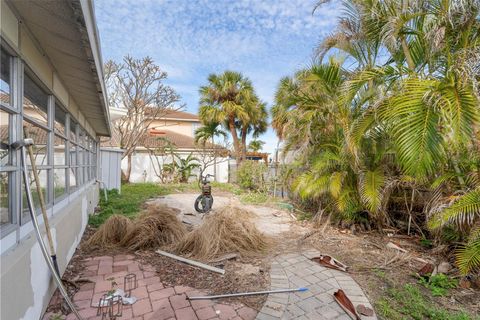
left=20, top=142, right=83, bottom=320
left=188, top=287, right=308, bottom=300
left=96, top=179, right=108, bottom=202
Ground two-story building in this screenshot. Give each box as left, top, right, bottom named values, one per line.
left=103, top=108, right=229, bottom=183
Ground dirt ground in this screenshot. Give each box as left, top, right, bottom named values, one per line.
left=48, top=192, right=479, bottom=319
left=302, top=227, right=480, bottom=317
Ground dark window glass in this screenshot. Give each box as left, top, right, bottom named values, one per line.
left=54, top=168, right=66, bottom=200
left=0, top=110, right=10, bottom=165
left=23, top=120, right=48, bottom=166
left=54, top=103, right=66, bottom=135
left=1, top=48, right=12, bottom=105
left=54, top=135, right=66, bottom=166
left=70, top=120, right=77, bottom=142
left=69, top=167, right=77, bottom=190
left=0, top=172, right=10, bottom=226
left=22, top=169, right=48, bottom=222
left=24, top=75, right=48, bottom=126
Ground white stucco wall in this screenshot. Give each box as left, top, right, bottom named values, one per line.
left=123, top=151, right=229, bottom=183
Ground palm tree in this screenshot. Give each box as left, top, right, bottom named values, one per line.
left=238, top=99, right=268, bottom=160
left=248, top=139, right=265, bottom=153
left=194, top=122, right=227, bottom=179
left=176, top=153, right=200, bottom=183
left=274, top=0, right=480, bottom=273
left=198, top=71, right=254, bottom=162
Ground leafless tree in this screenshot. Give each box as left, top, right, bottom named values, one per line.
left=194, top=141, right=230, bottom=182
left=104, top=56, right=181, bottom=181
left=147, top=138, right=178, bottom=183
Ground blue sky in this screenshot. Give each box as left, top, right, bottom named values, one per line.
left=95, top=0, right=340, bottom=154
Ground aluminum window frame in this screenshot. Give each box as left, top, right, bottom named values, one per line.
left=0, top=37, right=99, bottom=240
left=0, top=45, right=21, bottom=239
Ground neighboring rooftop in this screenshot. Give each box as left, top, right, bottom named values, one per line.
left=102, top=129, right=223, bottom=151
left=145, top=108, right=200, bottom=121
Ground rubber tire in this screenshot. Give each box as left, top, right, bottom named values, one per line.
left=194, top=195, right=213, bottom=213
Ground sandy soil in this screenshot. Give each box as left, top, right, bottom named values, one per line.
left=148, top=193, right=302, bottom=235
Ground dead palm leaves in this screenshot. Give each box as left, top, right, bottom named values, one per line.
left=84, top=204, right=269, bottom=261
left=174, top=206, right=269, bottom=261
left=84, top=204, right=186, bottom=250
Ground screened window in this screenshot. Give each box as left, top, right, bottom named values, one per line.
left=0, top=172, right=9, bottom=227
left=54, top=103, right=66, bottom=135
left=1, top=39, right=99, bottom=239
left=0, top=49, right=12, bottom=106
left=24, top=75, right=48, bottom=126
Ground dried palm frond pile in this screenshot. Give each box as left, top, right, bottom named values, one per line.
left=121, top=205, right=186, bottom=250
left=84, top=214, right=134, bottom=249
left=174, top=205, right=269, bottom=261
left=84, top=204, right=186, bottom=250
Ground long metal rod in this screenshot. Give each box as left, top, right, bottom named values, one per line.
left=20, top=145, right=83, bottom=320
left=24, top=129, right=60, bottom=275
left=188, top=287, right=308, bottom=300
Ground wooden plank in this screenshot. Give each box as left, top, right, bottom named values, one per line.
left=156, top=250, right=225, bottom=275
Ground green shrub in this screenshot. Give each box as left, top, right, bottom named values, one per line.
left=239, top=192, right=269, bottom=204
left=418, top=274, right=458, bottom=297
left=236, top=161, right=267, bottom=191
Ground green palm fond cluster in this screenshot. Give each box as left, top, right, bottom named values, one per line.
left=271, top=0, right=480, bottom=275
left=196, top=71, right=268, bottom=163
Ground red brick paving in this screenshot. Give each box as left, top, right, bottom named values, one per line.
left=43, top=255, right=258, bottom=320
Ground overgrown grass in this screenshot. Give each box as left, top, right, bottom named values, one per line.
left=376, top=284, right=475, bottom=320
left=89, top=183, right=169, bottom=227
left=90, top=182, right=248, bottom=227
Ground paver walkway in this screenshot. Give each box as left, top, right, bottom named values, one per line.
left=44, top=254, right=257, bottom=320
left=256, top=249, right=377, bottom=320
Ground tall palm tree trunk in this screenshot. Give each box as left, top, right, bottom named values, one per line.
left=212, top=136, right=217, bottom=180
left=401, top=37, right=415, bottom=71
left=228, top=117, right=241, bottom=163
left=241, top=127, right=248, bottom=161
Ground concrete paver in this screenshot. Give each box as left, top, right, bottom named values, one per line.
left=256, top=249, right=377, bottom=320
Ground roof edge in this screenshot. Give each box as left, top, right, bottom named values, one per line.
left=72, top=0, right=111, bottom=136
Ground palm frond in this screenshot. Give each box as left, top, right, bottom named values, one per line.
left=428, top=188, right=480, bottom=229
left=359, top=169, right=385, bottom=214
left=455, top=225, right=480, bottom=275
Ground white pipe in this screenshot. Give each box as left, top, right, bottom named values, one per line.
left=96, top=179, right=108, bottom=201
left=20, top=144, right=83, bottom=320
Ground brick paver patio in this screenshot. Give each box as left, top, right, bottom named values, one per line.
left=44, top=254, right=257, bottom=320
left=256, top=249, right=377, bottom=320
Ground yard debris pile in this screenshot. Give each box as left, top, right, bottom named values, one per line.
left=84, top=204, right=186, bottom=250
left=85, top=204, right=269, bottom=262
left=84, top=214, right=133, bottom=248
left=121, top=204, right=186, bottom=250
left=174, top=205, right=269, bottom=261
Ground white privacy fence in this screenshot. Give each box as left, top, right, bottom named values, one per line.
left=122, top=151, right=229, bottom=183
left=99, top=148, right=123, bottom=192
